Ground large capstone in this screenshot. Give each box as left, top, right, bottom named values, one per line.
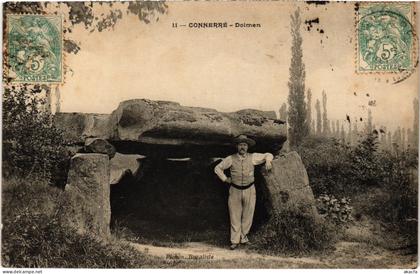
left=261, top=151, right=319, bottom=218
left=54, top=99, right=287, bottom=157
left=65, top=153, right=111, bottom=237
left=54, top=112, right=111, bottom=144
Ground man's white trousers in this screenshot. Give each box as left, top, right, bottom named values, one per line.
left=228, top=184, right=256, bottom=244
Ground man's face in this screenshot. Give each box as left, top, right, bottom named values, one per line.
left=237, top=142, right=248, bottom=155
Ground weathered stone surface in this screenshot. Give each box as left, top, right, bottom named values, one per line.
left=109, top=99, right=286, bottom=147
left=66, top=153, right=111, bottom=237
left=110, top=152, right=145, bottom=184
left=261, top=151, right=319, bottom=217
left=54, top=99, right=286, bottom=156
left=54, top=112, right=111, bottom=143
left=85, top=138, right=116, bottom=159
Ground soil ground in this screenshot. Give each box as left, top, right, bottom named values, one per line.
left=126, top=240, right=417, bottom=268
left=112, top=218, right=417, bottom=268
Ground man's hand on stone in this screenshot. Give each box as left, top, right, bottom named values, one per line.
left=225, top=177, right=232, bottom=184
left=265, top=160, right=272, bottom=171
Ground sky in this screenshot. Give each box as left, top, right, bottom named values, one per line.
left=51, top=1, right=418, bottom=132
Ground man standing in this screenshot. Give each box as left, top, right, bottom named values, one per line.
left=214, top=135, right=273, bottom=250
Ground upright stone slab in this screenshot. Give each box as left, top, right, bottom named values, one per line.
left=66, top=153, right=111, bottom=238
left=262, top=151, right=319, bottom=217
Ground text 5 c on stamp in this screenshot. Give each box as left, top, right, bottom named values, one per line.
left=7, top=14, right=63, bottom=83
left=356, top=3, right=416, bottom=73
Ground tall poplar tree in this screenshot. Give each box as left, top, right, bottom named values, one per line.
left=306, top=89, right=312, bottom=134
left=279, top=103, right=288, bottom=121
left=413, top=98, right=419, bottom=148
left=322, top=90, right=329, bottom=136
left=315, top=99, right=322, bottom=135
left=340, top=124, right=346, bottom=142
left=367, top=109, right=373, bottom=134
left=336, top=120, right=340, bottom=138
left=287, top=8, right=308, bottom=146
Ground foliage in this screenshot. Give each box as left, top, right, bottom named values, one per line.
left=297, top=136, right=353, bottom=195
left=306, top=88, right=312, bottom=134
left=413, top=98, right=419, bottom=148
left=315, top=99, right=322, bottom=135
left=3, top=2, right=168, bottom=57
left=297, top=133, right=414, bottom=195
left=2, top=85, right=69, bottom=185
left=1, top=177, right=164, bottom=268
left=279, top=102, right=287, bottom=121
left=287, top=8, right=309, bottom=147
left=298, top=134, right=418, bottom=245
left=349, top=133, right=384, bottom=186
left=316, top=194, right=353, bottom=226
left=253, top=208, right=337, bottom=254
left=322, top=90, right=330, bottom=135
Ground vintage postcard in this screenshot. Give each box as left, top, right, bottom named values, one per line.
left=1, top=1, right=419, bottom=271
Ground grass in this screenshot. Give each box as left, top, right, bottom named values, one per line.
left=2, top=176, right=417, bottom=268
left=1, top=177, right=172, bottom=268
left=252, top=209, right=338, bottom=256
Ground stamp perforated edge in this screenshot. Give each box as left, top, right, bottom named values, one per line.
left=4, top=13, right=65, bottom=85
left=354, top=2, right=418, bottom=76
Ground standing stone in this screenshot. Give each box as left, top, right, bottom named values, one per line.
left=66, top=153, right=111, bottom=238
left=261, top=151, right=319, bottom=218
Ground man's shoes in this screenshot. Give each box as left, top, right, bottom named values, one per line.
left=230, top=244, right=239, bottom=250
left=241, top=241, right=251, bottom=246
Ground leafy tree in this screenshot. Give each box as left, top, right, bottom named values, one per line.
left=279, top=103, right=287, bottom=121
left=393, top=127, right=402, bottom=150
left=2, top=2, right=168, bottom=183
left=387, top=131, right=392, bottom=149
left=336, top=120, right=340, bottom=138
left=287, top=8, right=309, bottom=147
left=350, top=133, right=382, bottom=186
left=402, top=128, right=406, bottom=150
left=407, top=128, right=413, bottom=148
left=367, top=109, right=373, bottom=134
left=3, top=2, right=167, bottom=54
left=311, top=119, right=316, bottom=135
left=3, top=2, right=168, bottom=111
left=2, top=85, right=68, bottom=185
left=315, top=99, right=322, bottom=135
left=353, top=120, right=359, bottom=143
left=413, top=98, right=419, bottom=148
left=340, top=124, right=346, bottom=142
left=306, top=89, right=312, bottom=134
left=322, top=90, right=329, bottom=136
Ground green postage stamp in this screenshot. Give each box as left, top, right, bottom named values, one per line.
left=356, top=3, right=415, bottom=73
left=7, top=15, right=62, bottom=83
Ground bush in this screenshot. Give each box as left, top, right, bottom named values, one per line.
left=316, top=194, right=353, bottom=226
left=2, top=85, right=69, bottom=186
left=2, top=210, right=158, bottom=268
left=299, top=135, right=417, bottom=197
left=253, top=209, right=337, bottom=254
left=1, top=177, right=161, bottom=268
left=296, top=136, right=354, bottom=196
left=298, top=134, right=417, bottom=247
